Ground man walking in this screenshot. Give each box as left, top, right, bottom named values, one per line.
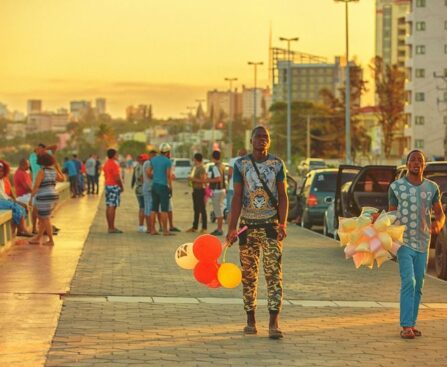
left=389, top=149, right=445, bottom=339
left=186, top=153, right=207, bottom=234
left=226, top=126, right=288, bottom=339
left=208, top=150, right=226, bottom=236
left=103, top=148, right=124, bottom=233
left=147, top=143, right=173, bottom=236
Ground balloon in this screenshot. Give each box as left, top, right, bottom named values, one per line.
left=193, top=234, right=222, bottom=262
left=217, top=263, right=242, bottom=288
left=340, top=217, right=357, bottom=233
left=207, top=277, right=222, bottom=288
left=387, top=225, right=405, bottom=242
left=175, top=243, right=198, bottom=270
left=193, top=261, right=219, bottom=285
left=378, top=232, right=393, bottom=251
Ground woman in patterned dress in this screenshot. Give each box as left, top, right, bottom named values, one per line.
left=29, top=153, right=64, bottom=246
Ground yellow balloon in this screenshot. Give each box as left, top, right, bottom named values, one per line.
left=217, top=263, right=242, bottom=288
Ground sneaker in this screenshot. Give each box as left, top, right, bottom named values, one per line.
left=186, top=228, right=197, bottom=233
left=170, top=227, right=181, bottom=232
left=138, top=226, right=146, bottom=233
left=210, top=229, right=223, bottom=236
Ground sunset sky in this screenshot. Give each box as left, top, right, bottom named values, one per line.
left=0, top=0, right=375, bottom=119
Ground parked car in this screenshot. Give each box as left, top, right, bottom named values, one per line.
left=324, top=162, right=447, bottom=279
left=296, top=168, right=338, bottom=229
left=297, top=158, right=327, bottom=177
left=172, top=158, right=192, bottom=179
left=434, top=192, right=447, bottom=280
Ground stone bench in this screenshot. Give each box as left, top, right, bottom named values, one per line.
left=0, top=210, right=13, bottom=253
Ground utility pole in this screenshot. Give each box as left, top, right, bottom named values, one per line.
left=225, top=77, right=238, bottom=157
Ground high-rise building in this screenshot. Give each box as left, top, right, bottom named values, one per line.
left=126, top=104, right=151, bottom=122
left=404, top=0, right=447, bottom=158
left=70, top=100, right=91, bottom=121
left=95, top=98, right=106, bottom=115
left=27, top=99, right=42, bottom=115
left=242, top=86, right=271, bottom=120
left=376, top=0, right=411, bottom=68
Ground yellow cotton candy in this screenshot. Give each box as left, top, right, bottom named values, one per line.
left=378, top=232, right=393, bottom=251
left=355, top=241, right=370, bottom=253
left=373, top=215, right=391, bottom=232
left=387, top=225, right=406, bottom=242
left=361, top=253, right=375, bottom=268
left=339, top=231, right=350, bottom=246
left=340, top=217, right=357, bottom=233
left=388, top=215, right=397, bottom=224
left=356, top=215, right=372, bottom=228
left=376, top=252, right=392, bottom=268
left=349, top=230, right=363, bottom=245
left=374, top=248, right=388, bottom=259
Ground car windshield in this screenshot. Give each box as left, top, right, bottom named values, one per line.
left=175, top=160, right=191, bottom=167
left=310, top=160, right=325, bottom=167
left=312, top=172, right=337, bottom=192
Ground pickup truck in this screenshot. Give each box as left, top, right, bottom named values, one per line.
left=324, top=162, right=447, bottom=280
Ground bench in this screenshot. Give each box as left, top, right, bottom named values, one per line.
left=0, top=210, right=13, bottom=253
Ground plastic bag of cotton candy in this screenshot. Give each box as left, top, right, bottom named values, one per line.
left=337, top=207, right=405, bottom=269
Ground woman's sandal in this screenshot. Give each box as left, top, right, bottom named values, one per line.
left=412, top=328, right=422, bottom=337
left=243, top=325, right=257, bottom=335
left=269, top=328, right=284, bottom=339
left=400, top=329, right=415, bottom=339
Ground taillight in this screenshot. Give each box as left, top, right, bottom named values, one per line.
left=307, top=194, right=318, bottom=207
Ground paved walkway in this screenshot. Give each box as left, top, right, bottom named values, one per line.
left=1, top=179, right=447, bottom=366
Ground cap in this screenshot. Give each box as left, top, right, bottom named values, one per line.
left=138, top=153, right=149, bottom=161
left=159, top=143, right=171, bottom=153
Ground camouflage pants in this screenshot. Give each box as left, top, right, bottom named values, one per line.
left=239, top=227, right=283, bottom=312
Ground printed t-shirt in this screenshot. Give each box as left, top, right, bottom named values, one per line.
left=13, top=169, right=32, bottom=197
left=103, top=159, right=121, bottom=186
left=233, top=154, right=285, bottom=222
left=389, top=177, right=440, bottom=253
left=192, top=165, right=206, bottom=189
left=150, top=155, right=172, bottom=186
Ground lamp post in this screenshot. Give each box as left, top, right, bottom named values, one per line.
left=248, top=61, right=263, bottom=129
left=335, top=0, right=359, bottom=164
left=224, top=77, right=238, bottom=157
left=279, top=37, right=299, bottom=168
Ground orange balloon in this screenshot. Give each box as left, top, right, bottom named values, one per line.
left=193, top=234, right=222, bottom=262
left=193, top=261, right=220, bottom=285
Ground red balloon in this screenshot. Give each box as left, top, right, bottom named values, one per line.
left=193, top=234, right=222, bottom=262
left=193, top=261, right=219, bottom=285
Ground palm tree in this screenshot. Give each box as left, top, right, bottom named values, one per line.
left=96, top=123, right=117, bottom=157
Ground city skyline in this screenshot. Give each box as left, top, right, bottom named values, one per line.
left=0, top=0, right=375, bottom=118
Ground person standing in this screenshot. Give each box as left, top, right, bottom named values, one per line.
left=208, top=150, right=226, bottom=236
left=388, top=149, right=445, bottom=339
left=63, top=157, right=79, bottom=198
left=132, top=153, right=148, bottom=232
left=72, top=154, right=83, bottom=195
left=186, top=153, right=207, bottom=233
left=85, top=155, right=97, bottom=194
left=29, top=143, right=57, bottom=185
left=94, top=155, right=101, bottom=195
left=29, top=154, right=64, bottom=246
left=13, top=158, right=33, bottom=206
left=147, top=143, right=173, bottom=236
left=143, top=150, right=157, bottom=234
left=226, top=126, right=288, bottom=340
left=103, top=148, right=124, bottom=234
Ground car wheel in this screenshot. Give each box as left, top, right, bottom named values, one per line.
left=300, top=212, right=312, bottom=229
left=435, top=232, right=447, bottom=280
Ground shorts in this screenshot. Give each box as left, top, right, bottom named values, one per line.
left=105, top=185, right=121, bottom=207
left=16, top=193, right=31, bottom=206
left=136, top=194, right=144, bottom=210
left=143, top=189, right=152, bottom=216
left=152, top=183, right=170, bottom=212
left=211, top=189, right=226, bottom=218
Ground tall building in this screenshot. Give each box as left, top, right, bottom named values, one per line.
left=206, top=89, right=243, bottom=125
left=95, top=98, right=106, bottom=115
left=0, top=103, right=8, bottom=117
left=404, top=0, right=447, bottom=158
left=242, top=86, right=271, bottom=120
left=375, top=0, right=411, bottom=68
left=27, top=112, right=70, bottom=133
left=126, top=104, right=151, bottom=122
left=70, top=100, right=91, bottom=121
left=27, top=99, right=42, bottom=115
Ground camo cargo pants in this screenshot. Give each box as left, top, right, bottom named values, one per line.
left=239, top=226, right=283, bottom=312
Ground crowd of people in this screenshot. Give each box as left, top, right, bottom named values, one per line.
left=63, top=154, right=101, bottom=198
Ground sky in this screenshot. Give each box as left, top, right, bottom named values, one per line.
left=0, top=0, right=375, bottom=119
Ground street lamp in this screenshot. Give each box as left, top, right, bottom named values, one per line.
left=224, top=77, right=238, bottom=157
left=248, top=61, right=263, bottom=129
left=279, top=37, right=299, bottom=168
left=335, top=0, right=359, bottom=164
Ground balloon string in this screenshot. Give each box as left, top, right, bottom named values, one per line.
left=222, top=225, right=248, bottom=263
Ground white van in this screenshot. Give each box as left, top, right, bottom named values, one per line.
left=172, top=158, right=192, bottom=179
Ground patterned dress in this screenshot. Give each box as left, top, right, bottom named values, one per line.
left=35, top=168, right=59, bottom=218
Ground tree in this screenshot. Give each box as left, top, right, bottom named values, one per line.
left=370, top=56, right=406, bottom=158
left=119, top=140, right=147, bottom=159
left=96, top=124, right=117, bottom=157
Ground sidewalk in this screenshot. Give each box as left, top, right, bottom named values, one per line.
left=2, top=179, right=447, bottom=366
left=0, top=190, right=103, bottom=367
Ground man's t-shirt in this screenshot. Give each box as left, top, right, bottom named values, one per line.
left=192, top=165, right=206, bottom=190
left=103, top=159, right=121, bottom=186
left=63, top=160, right=77, bottom=177
left=389, top=177, right=440, bottom=253
left=150, top=155, right=172, bottom=186
left=86, top=158, right=96, bottom=176
left=208, top=163, right=225, bottom=191
left=233, top=154, right=285, bottom=222
left=142, top=160, right=153, bottom=192
left=13, top=169, right=32, bottom=197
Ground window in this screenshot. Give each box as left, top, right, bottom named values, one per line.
left=416, top=21, right=426, bottom=31
left=415, top=116, right=425, bottom=125
left=312, top=172, right=337, bottom=193
left=415, top=92, right=425, bottom=102
left=416, top=0, right=425, bottom=6
left=353, top=169, right=395, bottom=193
left=415, top=69, right=425, bottom=78
left=416, top=45, right=425, bottom=54
left=415, top=139, right=424, bottom=148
